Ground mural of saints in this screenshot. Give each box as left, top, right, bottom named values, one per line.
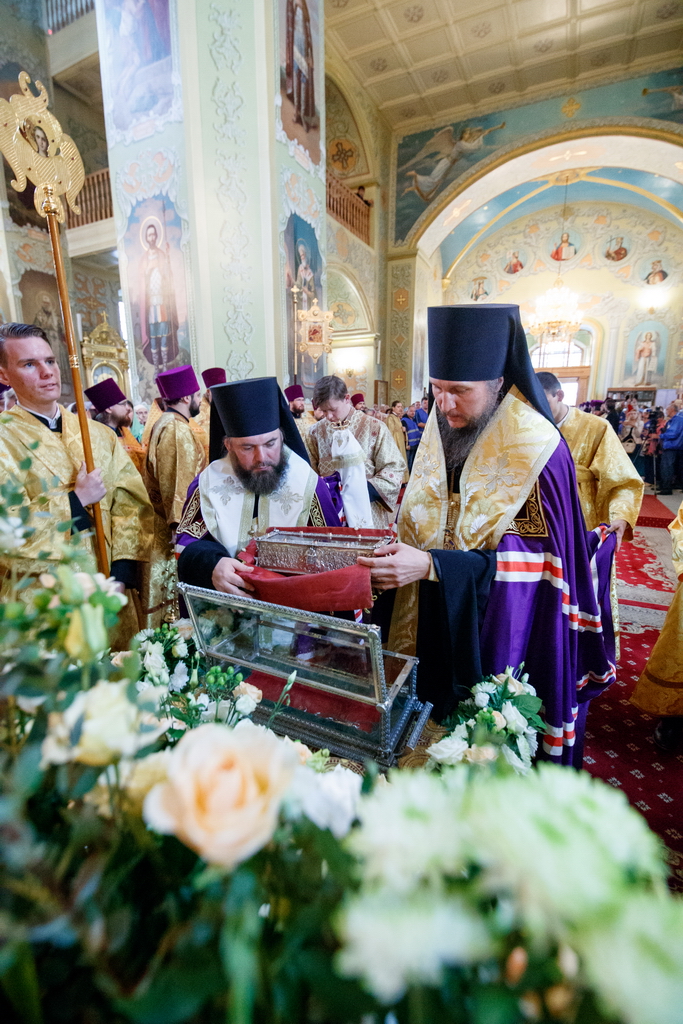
left=550, top=232, right=576, bottom=261
left=401, top=122, right=506, bottom=202
left=605, top=236, right=628, bottom=262
left=633, top=330, right=659, bottom=385
left=644, top=260, right=668, bottom=285
left=285, top=0, right=315, bottom=132
left=32, top=293, right=71, bottom=394
left=504, top=251, right=523, bottom=274
left=139, top=217, right=178, bottom=372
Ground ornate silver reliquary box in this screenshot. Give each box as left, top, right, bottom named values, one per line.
left=254, top=526, right=394, bottom=575
left=179, top=583, right=432, bottom=767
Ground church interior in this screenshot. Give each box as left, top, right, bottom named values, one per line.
left=1, top=1, right=683, bottom=1020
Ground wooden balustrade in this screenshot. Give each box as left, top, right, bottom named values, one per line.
left=66, top=167, right=113, bottom=229
left=326, top=172, right=371, bottom=246
left=45, top=0, right=94, bottom=32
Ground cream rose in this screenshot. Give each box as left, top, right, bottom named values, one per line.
left=143, top=720, right=298, bottom=867
left=462, top=744, right=498, bottom=765
left=234, top=681, right=263, bottom=704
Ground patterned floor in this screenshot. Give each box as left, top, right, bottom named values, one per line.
left=583, top=528, right=683, bottom=891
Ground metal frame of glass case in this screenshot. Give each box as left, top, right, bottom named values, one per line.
left=179, top=583, right=432, bottom=766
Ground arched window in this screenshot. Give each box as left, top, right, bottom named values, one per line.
left=527, top=327, right=593, bottom=369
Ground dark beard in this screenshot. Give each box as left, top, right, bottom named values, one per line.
left=436, top=403, right=497, bottom=473
left=291, top=408, right=303, bottom=419
left=232, top=449, right=288, bottom=496
left=189, top=395, right=201, bottom=417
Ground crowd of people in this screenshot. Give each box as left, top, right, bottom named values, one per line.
left=0, top=308, right=681, bottom=760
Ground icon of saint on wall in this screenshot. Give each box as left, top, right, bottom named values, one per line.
left=295, top=239, right=317, bottom=310
left=550, top=232, right=576, bottom=261
left=503, top=250, right=524, bottom=274
left=632, top=330, right=659, bottom=384
left=285, top=0, right=316, bottom=132
left=470, top=278, right=488, bottom=302
left=643, top=260, right=668, bottom=285
left=139, top=215, right=178, bottom=372
left=605, top=236, right=628, bottom=262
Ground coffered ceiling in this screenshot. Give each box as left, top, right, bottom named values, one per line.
left=326, top=0, right=683, bottom=131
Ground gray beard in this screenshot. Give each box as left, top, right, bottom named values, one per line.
left=436, top=404, right=497, bottom=474
left=232, top=449, right=288, bottom=496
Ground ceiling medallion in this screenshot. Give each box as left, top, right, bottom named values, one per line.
left=370, top=57, right=388, bottom=73
left=656, top=1, right=680, bottom=19
left=404, top=5, right=424, bottom=23
left=431, top=68, right=448, bottom=84
left=527, top=176, right=581, bottom=345
left=533, top=38, right=553, bottom=53
left=488, top=81, right=505, bottom=95
left=471, top=21, right=492, bottom=39
left=561, top=97, right=581, bottom=118
left=589, top=50, right=610, bottom=68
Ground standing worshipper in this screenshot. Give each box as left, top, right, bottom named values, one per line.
left=85, top=379, right=146, bottom=476
left=536, top=373, right=643, bottom=545
left=415, top=395, right=429, bottom=434
left=0, top=323, right=153, bottom=643
left=359, top=305, right=617, bottom=767
left=385, top=400, right=409, bottom=484
left=196, top=367, right=226, bottom=452
left=285, top=383, right=316, bottom=443
left=176, top=377, right=341, bottom=592
left=658, top=401, right=683, bottom=495
left=351, top=393, right=366, bottom=412
left=142, top=364, right=207, bottom=625
left=401, top=403, right=421, bottom=471
left=308, top=375, right=404, bottom=529
left=631, top=499, right=683, bottom=751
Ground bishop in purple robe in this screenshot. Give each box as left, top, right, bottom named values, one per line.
left=359, top=305, right=616, bottom=767
left=176, top=376, right=341, bottom=594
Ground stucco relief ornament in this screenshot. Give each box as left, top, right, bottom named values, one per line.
left=0, top=72, right=84, bottom=224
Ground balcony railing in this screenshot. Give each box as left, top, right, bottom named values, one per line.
left=326, top=172, right=371, bottom=246
left=46, top=0, right=94, bottom=33
left=66, top=168, right=113, bottom=229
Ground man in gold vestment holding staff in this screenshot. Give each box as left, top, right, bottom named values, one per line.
left=142, top=364, right=207, bottom=625
left=536, top=373, right=643, bottom=546
left=0, top=323, right=153, bottom=642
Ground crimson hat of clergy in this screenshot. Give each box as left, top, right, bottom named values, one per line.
left=156, top=364, right=200, bottom=403
left=427, top=304, right=553, bottom=423
left=209, top=377, right=310, bottom=465
left=284, top=384, right=304, bottom=401
left=201, top=366, right=227, bottom=388
left=84, top=378, right=127, bottom=413
left=351, top=393, right=365, bottom=406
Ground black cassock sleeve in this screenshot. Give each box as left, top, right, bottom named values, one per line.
left=416, top=548, right=497, bottom=722
left=177, top=538, right=228, bottom=590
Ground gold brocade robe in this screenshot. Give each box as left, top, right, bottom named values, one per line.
left=0, top=405, right=153, bottom=575
left=0, top=406, right=153, bottom=646
left=631, top=501, right=683, bottom=716
left=119, top=426, right=146, bottom=476
left=559, top=406, right=643, bottom=535
left=385, top=412, right=409, bottom=483
left=193, top=395, right=211, bottom=462
left=307, top=408, right=404, bottom=528
left=141, top=397, right=165, bottom=447
left=142, top=409, right=207, bottom=625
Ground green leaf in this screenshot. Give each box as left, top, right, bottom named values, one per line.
left=0, top=942, right=43, bottom=1024
left=18, top=457, right=32, bottom=471
left=511, top=694, right=542, bottom=717
left=69, top=764, right=101, bottom=799
left=116, top=956, right=223, bottom=1024
left=11, top=742, right=44, bottom=798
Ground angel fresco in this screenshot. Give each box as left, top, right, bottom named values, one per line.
left=401, top=122, right=506, bottom=203
left=633, top=330, right=659, bottom=385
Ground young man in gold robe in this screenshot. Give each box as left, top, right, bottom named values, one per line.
left=0, top=323, right=153, bottom=641
left=536, top=372, right=643, bottom=543
left=385, top=400, right=409, bottom=484
left=308, top=375, right=404, bottom=529
left=631, top=500, right=683, bottom=752
left=142, top=364, right=207, bottom=625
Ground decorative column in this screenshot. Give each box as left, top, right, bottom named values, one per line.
left=386, top=255, right=415, bottom=406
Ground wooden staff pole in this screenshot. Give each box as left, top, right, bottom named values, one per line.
left=41, top=184, right=109, bottom=577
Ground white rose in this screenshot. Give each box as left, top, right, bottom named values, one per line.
left=143, top=720, right=298, bottom=867
left=501, top=700, right=528, bottom=736
left=0, top=515, right=27, bottom=553
left=143, top=641, right=169, bottom=684
left=282, top=735, right=314, bottom=765
left=474, top=690, right=490, bottom=708
left=172, top=618, right=195, bottom=640
left=427, top=732, right=469, bottom=765
left=234, top=693, right=258, bottom=718
left=286, top=763, right=362, bottom=839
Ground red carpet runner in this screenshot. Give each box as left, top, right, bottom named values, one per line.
left=584, top=530, right=683, bottom=891
left=636, top=493, right=677, bottom=528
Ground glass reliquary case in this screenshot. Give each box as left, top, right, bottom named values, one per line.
left=179, top=584, right=432, bottom=767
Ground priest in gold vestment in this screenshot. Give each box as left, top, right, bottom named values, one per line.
left=631, top=500, right=683, bottom=750
left=0, top=324, right=153, bottom=641
left=85, top=378, right=146, bottom=476
left=308, top=375, right=404, bottom=528
left=537, top=373, right=643, bottom=541
left=285, top=384, right=316, bottom=444
left=142, top=364, right=207, bottom=625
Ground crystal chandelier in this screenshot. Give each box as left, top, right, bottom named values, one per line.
left=527, top=174, right=582, bottom=345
